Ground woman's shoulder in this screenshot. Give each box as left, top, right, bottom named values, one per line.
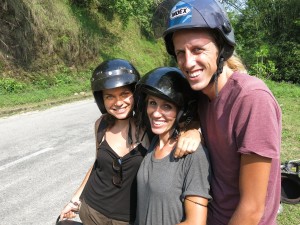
left=186, top=144, right=210, bottom=162
left=94, top=114, right=109, bottom=131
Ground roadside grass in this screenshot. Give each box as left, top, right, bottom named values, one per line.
left=278, top=203, right=300, bottom=225
left=0, top=70, right=92, bottom=116
left=265, top=80, right=300, bottom=162
left=264, top=80, right=300, bottom=225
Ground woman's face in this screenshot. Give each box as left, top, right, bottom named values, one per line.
left=146, top=95, right=177, bottom=137
left=173, top=29, right=219, bottom=95
left=103, top=86, right=134, bottom=119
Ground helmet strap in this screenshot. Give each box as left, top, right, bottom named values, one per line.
left=210, top=47, right=225, bottom=97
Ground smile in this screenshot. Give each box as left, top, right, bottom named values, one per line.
left=187, top=70, right=203, bottom=78
left=152, top=119, right=166, bottom=126
left=113, top=107, right=128, bottom=113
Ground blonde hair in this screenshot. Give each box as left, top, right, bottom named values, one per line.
left=226, top=52, right=247, bottom=73
left=209, top=30, right=247, bottom=74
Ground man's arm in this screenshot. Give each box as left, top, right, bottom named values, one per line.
left=228, top=154, right=271, bottom=225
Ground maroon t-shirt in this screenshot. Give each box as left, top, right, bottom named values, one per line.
left=198, top=72, right=281, bottom=225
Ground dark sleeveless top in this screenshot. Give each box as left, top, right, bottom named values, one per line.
left=82, top=140, right=147, bottom=222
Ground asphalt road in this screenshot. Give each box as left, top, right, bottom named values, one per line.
left=0, top=99, right=100, bottom=225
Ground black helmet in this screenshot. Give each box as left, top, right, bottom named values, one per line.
left=56, top=216, right=82, bottom=225
left=91, top=59, right=140, bottom=113
left=280, top=160, right=300, bottom=204
left=136, top=67, right=197, bottom=132
left=152, top=0, right=235, bottom=60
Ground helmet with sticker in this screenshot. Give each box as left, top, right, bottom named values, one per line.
left=152, top=0, right=235, bottom=60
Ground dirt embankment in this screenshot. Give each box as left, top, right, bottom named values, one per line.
left=0, top=0, right=98, bottom=79
left=0, top=0, right=35, bottom=76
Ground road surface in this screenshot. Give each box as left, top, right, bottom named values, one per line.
left=0, top=99, right=100, bottom=225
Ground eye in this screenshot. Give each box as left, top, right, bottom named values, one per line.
left=175, top=50, right=184, bottom=57
left=193, top=47, right=203, bottom=54
left=104, top=95, right=114, bottom=100
left=162, top=103, right=173, bottom=111
left=148, top=100, right=157, bottom=106
left=121, top=91, right=132, bottom=98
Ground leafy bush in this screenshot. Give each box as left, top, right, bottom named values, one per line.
left=71, top=0, right=157, bottom=36
left=0, top=78, right=26, bottom=94
left=272, top=41, right=300, bottom=84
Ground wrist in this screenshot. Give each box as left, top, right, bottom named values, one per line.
left=68, top=199, right=81, bottom=212
left=69, top=199, right=79, bottom=206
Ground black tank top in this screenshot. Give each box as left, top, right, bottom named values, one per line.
left=82, top=140, right=147, bottom=222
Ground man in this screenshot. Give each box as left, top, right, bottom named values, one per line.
left=153, top=0, right=282, bottom=224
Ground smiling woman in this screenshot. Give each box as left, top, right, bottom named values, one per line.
left=58, top=59, right=148, bottom=225
left=58, top=60, right=202, bottom=225
left=134, top=67, right=211, bottom=225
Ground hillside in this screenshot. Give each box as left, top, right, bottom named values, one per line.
left=0, top=0, right=169, bottom=81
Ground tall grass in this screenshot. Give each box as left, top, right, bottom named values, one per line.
left=264, top=79, right=300, bottom=225
left=265, top=80, right=300, bottom=162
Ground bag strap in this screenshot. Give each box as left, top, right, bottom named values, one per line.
left=93, top=117, right=108, bottom=170
left=96, top=117, right=108, bottom=147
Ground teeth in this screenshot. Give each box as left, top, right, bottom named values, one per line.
left=153, top=120, right=165, bottom=126
left=114, top=108, right=126, bottom=113
left=188, top=71, right=202, bottom=78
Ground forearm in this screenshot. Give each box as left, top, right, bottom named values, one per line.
left=228, top=203, right=264, bottom=225
left=181, top=119, right=200, bottom=129
left=229, top=154, right=271, bottom=225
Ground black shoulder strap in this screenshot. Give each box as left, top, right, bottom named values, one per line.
left=97, top=117, right=108, bottom=146
left=93, top=117, right=109, bottom=171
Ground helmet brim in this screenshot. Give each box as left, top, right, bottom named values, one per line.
left=91, top=74, right=139, bottom=92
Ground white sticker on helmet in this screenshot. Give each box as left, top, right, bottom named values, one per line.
left=170, top=7, right=191, bottom=19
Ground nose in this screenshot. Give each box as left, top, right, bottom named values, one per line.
left=184, top=51, right=196, bottom=70
left=152, top=106, right=163, bottom=118
left=114, top=97, right=124, bottom=106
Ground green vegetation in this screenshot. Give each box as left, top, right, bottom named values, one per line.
left=265, top=80, right=300, bottom=162
left=0, top=69, right=92, bottom=114
left=0, top=0, right=169, bottom=86
left=0, top=0, right=169, bottom=113
left=0, top=0, right=299, bottom=224
left=229, top=0, right=300, bottom=83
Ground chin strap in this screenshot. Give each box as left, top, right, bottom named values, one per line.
left=211, top=48, right=225, bottom=97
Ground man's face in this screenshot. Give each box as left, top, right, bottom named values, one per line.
left=173, top=29, right=219, bottom=95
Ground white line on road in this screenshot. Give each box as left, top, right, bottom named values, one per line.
left=0, top=147, right=54, bottom=171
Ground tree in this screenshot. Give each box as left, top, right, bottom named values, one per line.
left=71, top=0, right=156, bottom=36
left=232, top=0, right=300, bottom=83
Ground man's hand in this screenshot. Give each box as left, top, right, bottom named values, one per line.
left=174, top=128, right=201, bottom=158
